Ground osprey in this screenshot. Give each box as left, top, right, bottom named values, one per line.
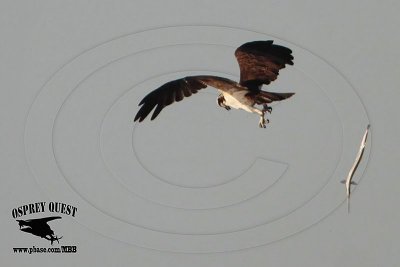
left=16, top=216, right=62, bottom=245
left=134, top=40, right=294, bottom=128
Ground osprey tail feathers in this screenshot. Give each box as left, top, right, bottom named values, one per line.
left=254, top=91, right=295, bottom=104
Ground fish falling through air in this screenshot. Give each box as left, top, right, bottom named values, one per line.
left=341, top=124, right=370, bottom=213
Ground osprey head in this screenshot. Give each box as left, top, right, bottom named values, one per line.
left=217, top=94, right=226, bottom=108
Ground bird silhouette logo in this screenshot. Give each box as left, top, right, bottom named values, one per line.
left=16, top=216, right=62, bottom=245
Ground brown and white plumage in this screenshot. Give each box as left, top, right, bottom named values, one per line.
left=134, top=40, right=295, bottom=127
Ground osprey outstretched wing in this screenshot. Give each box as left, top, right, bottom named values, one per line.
left=134, top=40, right=294, bottom=128
left=235, top=40, right=294, bottom=89
left=134, top=76, right=242, bottom=122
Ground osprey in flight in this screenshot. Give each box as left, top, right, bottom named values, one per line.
left=134, top=40, right=294, bottom=128
left=17, top=216, right=62, bottom=245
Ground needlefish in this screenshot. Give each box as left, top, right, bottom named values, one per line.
left=341, top=124, right=370, bottom=213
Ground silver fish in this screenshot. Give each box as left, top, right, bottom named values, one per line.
left=341, top=124, right=370, bottom=213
